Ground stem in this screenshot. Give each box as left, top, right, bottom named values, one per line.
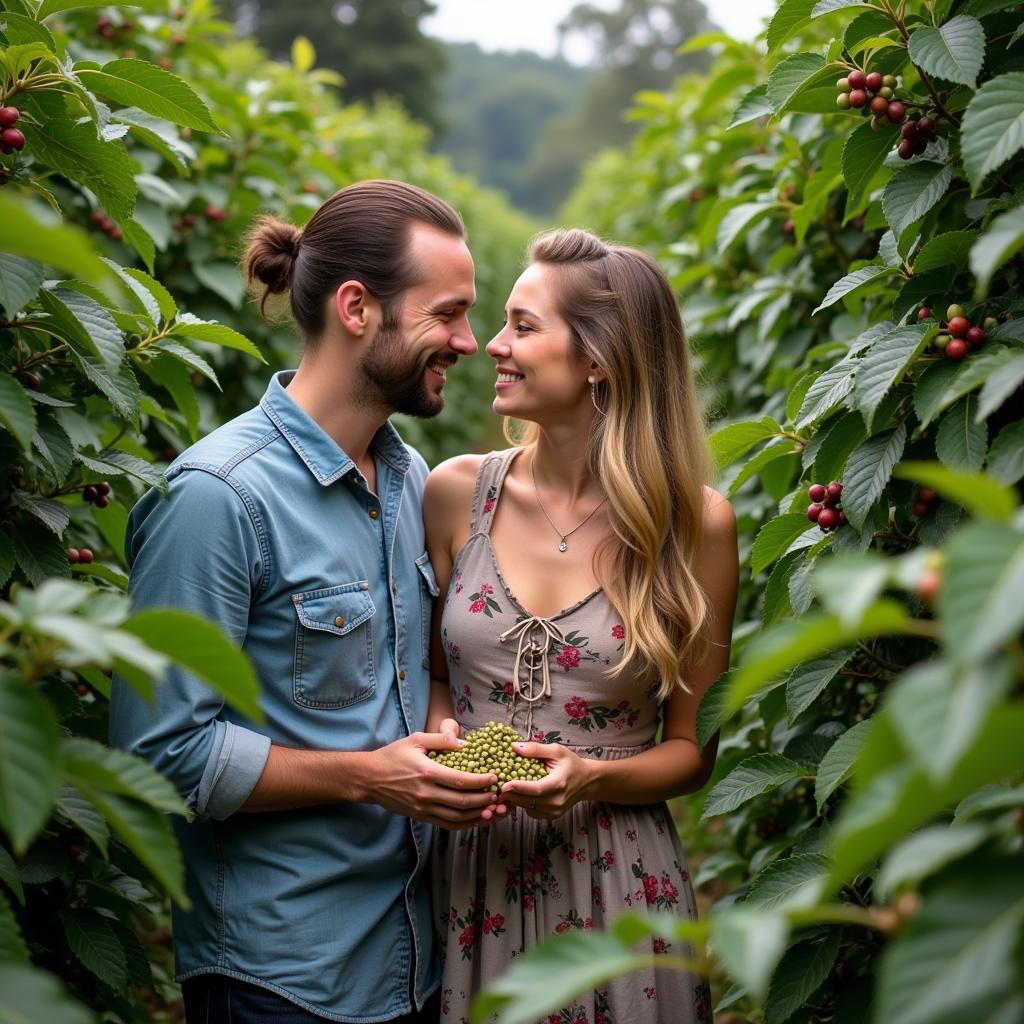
left=881, top=5, right=956, bottom=124
left=856, top=641, right=901, bottom=672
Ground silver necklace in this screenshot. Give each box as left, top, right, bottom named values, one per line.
left=530, top=456, right=608, bottom=553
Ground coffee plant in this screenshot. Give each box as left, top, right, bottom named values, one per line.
left=0, top=1, right=530, bottom=1020
left=480, top=2, right=1024, bottom=1023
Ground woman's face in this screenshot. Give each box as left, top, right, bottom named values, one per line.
left=485, top=262, right=591, bottom=422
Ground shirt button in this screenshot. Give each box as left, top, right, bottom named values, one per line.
left=369, top=509, right=379, bottom=519
left=334, top=616, right=345, bottom=627
left=399, top=670, right=407, bottom=681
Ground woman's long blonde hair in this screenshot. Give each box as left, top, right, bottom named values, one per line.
left=508, top=228, right=711, bottom=701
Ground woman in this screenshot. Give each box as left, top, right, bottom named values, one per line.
left=423, top=228, right=739, bottom=1023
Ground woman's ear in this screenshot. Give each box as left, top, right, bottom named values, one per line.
left=332, top=279, right=380, bottom=336
left=588, top=361, right=607, bottom=384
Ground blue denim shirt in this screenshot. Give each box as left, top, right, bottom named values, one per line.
left=109, top=370, right=441, bottom=1022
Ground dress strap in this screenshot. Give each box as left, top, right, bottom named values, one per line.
left=468, top=448, right=520, bottom=537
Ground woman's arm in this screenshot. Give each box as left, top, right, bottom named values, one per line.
left=502, top=490, right=739, bottom=815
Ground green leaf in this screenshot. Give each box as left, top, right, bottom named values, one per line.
left=12, top=492, right=69, bottom=537
left=76, top=448, right=166, bottom=494
left=808, top=413, right=867, bottom=484
left=0, top=888, right=28, bottom=963
left=961, top=73, right=1024, bottom=193
left=842, top=120, right=897, bottom=209
left=727, top=439, right=799, bottom=498
left=0, top=256, right=44, bottom=316
left=935, top=396, right=987, bottom=470
left=796, top=360, right=857, bottom=428
left=785, top=649, right=853, bottom=723
left=765, top=931, right=842, bottom=1024
left=728, top=600, right=909, bottom=714
left=0, top=195, right=109, bottom=283
left=26, top=118, right=137, bottom=223
left=62, top=910, right=128, bottom=993
left=122, top=609, right=263, bottom=722
left=0, top=373, right=37, bottom=454
left=853, top=325, right=929, bottom=430
left=915, top=346, right=1019, bottom=429
left=882, top=161, right=954, bottom=241
left=0, top=673, right=61, bottom=855
left=188, top=263, right=247, bottom=310
left=746, top=853, right=830, bottom=912
left=119, top=266, right=177, bottom=324
left=812, top=264, right=899, bottom=316
left=763, top=549, right=803, bottom=626
left=987, top=421, right=1024, bottom=484
left=766, top=0, right=816, bottom=54
left=0, top=964, right=95, bottom=1024
left=978, top=352, right=1024, bottom=420
left=940, top=521, right=1024, bottom=663
left=717, top=202, right=779, bottom=253
left=892, top=462, right=1016, bottom=520
left=702, top=753, right=811, bottom=819
left=913, top=230, right=978, bottom=274
left=61, top=738, right=188, bottom=816
left=875, top=856, right=1024, bottom=1024
left=0, top=11, right=57, bottom=47
left=877, top=822, right=989, bottom=899
left=728, top=84, right=774, bottom=129
left=710, top=419, right=780, bottom=470
left=696, top=670, right=734, bottom=751
left=168, top=313, right=265, bottom=361
left=38, top=288, right=124, bottom=372
left=841, top=422, right=907, bottom=532
left=10, top=523, right=70, bottom=585
left=811, top=0, right=867, bottom=13
left=37, top=0, right=161, bottom=15
left=113, top=106, right=196, bottom=174
left=710, top=908, right=789, bottom=1003
left=969, top=205, right=1024, bottom=297
left=0, top=845, right=24, bottom=906
left=77, top=59, right=220, bottom=133
left=57, top=784, right=109, bottom=856
left=766, top=53, right=826, bottom=113
left=907, top=15, right=985, bottom=88
left=33, top=416, right=75, bottom=486
left=752, top=514, right=816, bottom=575
left=815, top=719, right=874, bottom=812
left=138, top=354, right=199, bottom=439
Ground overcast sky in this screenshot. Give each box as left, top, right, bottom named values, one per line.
left=422, top=1, right=778, bottom=62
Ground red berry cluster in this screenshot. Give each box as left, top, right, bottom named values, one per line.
left=911, top=486, right=937, bottom=518
left=0, top=106, right=25, bottom=154
left=806, top=481, right=846, bottom=532
left=89, top=210, right=123, bottom=241
left=67, top=546, right=94, bottom=564
left=205, top=203, right=227, bottom=222
left=83, top=481, right=112, bottom=508
left=921, top=304, right=994, bottom=361
left=897, top=115, right=936, bottom=160
left=836, top=70, right=902, bottom=127
left=95, top=15, right=133, bottom=39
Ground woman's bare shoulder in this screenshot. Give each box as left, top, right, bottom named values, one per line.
left=702, top=484, right=737, bottom=539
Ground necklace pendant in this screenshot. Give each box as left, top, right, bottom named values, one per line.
left=558, top=539, right=568, bottom=553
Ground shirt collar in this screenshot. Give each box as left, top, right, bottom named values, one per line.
left=259, top=370, right=411, bottom=486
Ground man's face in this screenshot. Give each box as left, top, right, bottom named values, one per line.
left=359, top=223, right=477, bottom=418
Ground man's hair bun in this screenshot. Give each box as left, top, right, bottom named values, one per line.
left=244, top=215, right=303, bottom=301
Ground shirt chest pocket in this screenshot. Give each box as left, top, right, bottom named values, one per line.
left=292, top=582, right=377, bottom=709
left=415, top=552, right=440, bottom=670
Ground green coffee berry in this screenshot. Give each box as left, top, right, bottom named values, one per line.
left=430, top=720, right=549, bottom=790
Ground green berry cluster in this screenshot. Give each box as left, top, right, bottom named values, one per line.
left=428, top=720, right=548, bottom=793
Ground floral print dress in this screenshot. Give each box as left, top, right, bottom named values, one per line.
left=434, top=449, right=711, bottom=1024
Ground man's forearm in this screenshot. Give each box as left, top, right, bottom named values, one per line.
left=241, top=744, right=375, bottom=812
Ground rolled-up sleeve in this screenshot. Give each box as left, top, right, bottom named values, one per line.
left=110, top=468, right=271, bottom=820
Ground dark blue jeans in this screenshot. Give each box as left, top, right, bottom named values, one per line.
left=182, top=974, right=440, bottom=1024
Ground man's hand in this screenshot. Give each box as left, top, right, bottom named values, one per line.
left=361, top=731, right=502, bottom=828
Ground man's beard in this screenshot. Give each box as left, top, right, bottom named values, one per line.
left=358, top=312, right=448, bottom=419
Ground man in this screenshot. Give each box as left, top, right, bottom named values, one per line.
left=111, top=180, right=497, bottom=1023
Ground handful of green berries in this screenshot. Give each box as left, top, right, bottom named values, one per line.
left=428, top=720, right=549, bottom=793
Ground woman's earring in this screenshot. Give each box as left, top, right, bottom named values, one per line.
left=588, top=376, right=605, bottom=416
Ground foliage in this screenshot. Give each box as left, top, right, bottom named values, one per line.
left=486, top=2, right=1024, bottom=1022
left=0, top=0, right=528, bottom=1019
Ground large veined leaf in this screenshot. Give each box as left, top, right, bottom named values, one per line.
left=766, top=0, right=816, bottom=54
left=763, top=549, right=804, bottom=627
left=977, top=351, right=1024, bottom=420
left=969, top=205, right=1024, bottom=296
left=696, top=670, right=736, bottom=751
left=0, top=255, right=44, bottom=317
left=939, top=521, right=1024, bottom=664
left=729, top=84, right=774, bottom=129
left=75, top=448, right=165, bottom=493
left=0, top=672, right=61, bottom=854
left=875, top=856, right=1024, bottom=1024
left=62, top=911, right=128, bottom=993
left=842, top=119, right=898, bottom=208
left=987, top=421, right=1024, bottom=484
left=785, top=648, right=853, bottom=723
left=12, top=492, right=69, bottom=537
left=751, top=514, right=816, bottom=575
left=37, top=288, right=125, bottom=373
left=913, top=230, right=978, bottom=274
left=726, top=439, right=800, bottom=498
left=882, top=161, right=954, bottom=240
left=766, top=53, right=826, bottom=113
left=77, top=59, right=220, bottom=133
left=812, top=264, right=898, bottom=316
left=935, top=396, right=987, bottom=470
left=840, top=422, right=907, bottom=532
left=961, top=73, right=1024, bottom=192
left=815, top=719, right=874, bottom=812
left=811, top=0, right=865, bottom=13
left=808, top=412, right=867, bottom=484
left=852, top=325, right=929, bottom=430
left=168, top=314, right=265, bottom=361
left=764, top=931, right=842, bottom=1024
left=710, top=418, right=780, bottom=470
left=796, top=360, right=857, bottom=427
left=893, top=463, right=1016, bottom=521
left=907, top=15, right=985, bottom=88
left=745, top=853, right=830, bottom=911
left=717, top=202, right=779, bottom=253
left=0, top=965, right=94, bottom=1024
left=710, top=909, right=789, bottom=1003
left=702, top=754, right=812, bottom=818
left=0, top=373, right=36, bottom=454
left=915, top=346, right=1020, bottom=428
left=877, top=823, right=990, bottom=898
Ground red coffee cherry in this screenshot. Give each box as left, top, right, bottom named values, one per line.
left=67, top=547, right=80, bottom=564
left=205, top=203, right=226, bottom=221
left=865, top=71, right=883, bottom=92
left=897, top=139, right=916, bottom=160
left=97, top=481, right=111, bottom=496
left=807, top=503, right=823, bottom=522
left=918, top=487, right=937, bottom=503
left=817, top=507, right=839, bottom=531
left=826, top=481, right=843, bottom=502
left=966, top=326, right=985, bottom=346
left=78, top=548, right=94, bottom=564
left=82, top=485, right=98, bottom=503
left=848, top=70, right=867, bottom=90
left=917, top=116, right=935, bottom=137
left=1, top=127, right=25, bottom=151
left=913, top=136, right=928, bottom=155
left=0, top=106, right=20, bottom=128
left=849, top=89, right=868, bottom=108
left=945, top=338, right=969, bottom=360
left=916, top=569, right=941, bottom=602
left=836, top=510, right=848, bottom=527
left=887, top=101, right=906, bottom=123
left=947, top=316, right=970, bottom=339
left=912, top=499, right=930, bottom=517
left=901, top=121, right=918, bottom=140
left=870, top=95, right=889, bottom=115
left=94, top=495, right=109, bottom=509
left=808, top=483, right=826, bottom=503
left=918, top=307, right=932, bottom=321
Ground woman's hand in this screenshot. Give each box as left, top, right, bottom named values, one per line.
left=424, top=718, right=511, bottom=827
left=499, top=742, right=597, bottom=819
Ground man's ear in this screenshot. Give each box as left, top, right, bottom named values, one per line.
left=332, top=280, right=380, bottom=336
